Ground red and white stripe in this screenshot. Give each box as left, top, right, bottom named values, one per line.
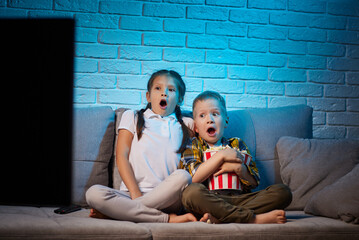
left=241, top=151, right=252, bottom=166
left=204, top=149, right=251, bottom=191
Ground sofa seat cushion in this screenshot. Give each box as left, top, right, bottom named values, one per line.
left=140, top=211, right=359, bottom=240
left=1, top=206, right=358, bottom=240
left=0, top=206, right=151, bottom=240
left=277, top=137, right=359, bottom=210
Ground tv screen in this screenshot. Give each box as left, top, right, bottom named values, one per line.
left=0, top=19, right=74, bottom=206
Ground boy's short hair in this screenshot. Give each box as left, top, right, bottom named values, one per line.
left=192, top=90, right=227, bottom=117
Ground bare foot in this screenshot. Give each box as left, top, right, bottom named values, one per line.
left=200, top=213, right=221, bottom=224
left=251, top=210, right=287, bottom=224
left=89, top=208, right=111, bottom=219
left=168, top=213, right=197, bottom=223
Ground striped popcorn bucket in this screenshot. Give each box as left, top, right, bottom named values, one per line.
left=203, top=149, right=251, bottom=191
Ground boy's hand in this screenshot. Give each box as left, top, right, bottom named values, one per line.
left=219, top=148, right=243, bottom=163
left=214, top=162, right=245, bottom=178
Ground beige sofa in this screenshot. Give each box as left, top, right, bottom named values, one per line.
left=1, top=105, right=358, bottom=240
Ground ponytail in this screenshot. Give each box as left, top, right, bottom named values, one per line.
left=136, top=103, right=151, bottom=140
left=175, top=105, right=192, bottom=153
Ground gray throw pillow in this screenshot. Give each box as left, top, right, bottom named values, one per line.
left=304, top=164, right=359, bottom=224
left=277, top=136, right=359, bottom=210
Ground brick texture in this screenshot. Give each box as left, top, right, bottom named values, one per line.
left=2, top=0, right=359, bottom=139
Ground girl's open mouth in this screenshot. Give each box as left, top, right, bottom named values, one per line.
left=207, top=127, right=216, bottom=137
left=159, top=99, right=167, bottom=109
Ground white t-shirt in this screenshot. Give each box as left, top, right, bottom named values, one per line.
left=118, top=109, right=193, bottom=193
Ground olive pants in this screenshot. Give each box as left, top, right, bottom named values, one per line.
left=182, top=183, right=292, bottom=223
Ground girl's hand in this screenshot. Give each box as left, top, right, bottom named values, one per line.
left=219, top=148, right=243, bottom=163
left=214, top=162, right=245, bottom=177
left=130, top=190, right=143, bottom=200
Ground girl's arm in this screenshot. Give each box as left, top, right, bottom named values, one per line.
left=116, top=129, right=142, bottom=200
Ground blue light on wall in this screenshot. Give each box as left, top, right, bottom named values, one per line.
left=1, top=0, right=358, bottom=139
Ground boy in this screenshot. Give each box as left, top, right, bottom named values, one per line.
left=179, top=91, right=292, bottom=224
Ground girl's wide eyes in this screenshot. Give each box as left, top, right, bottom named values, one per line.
left=153, top=86, right=176, bottom=92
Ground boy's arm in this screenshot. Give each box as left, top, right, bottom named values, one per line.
left=232, top=138, right=260, bottom=189
left=192, top=151, right=226, bottom=183
left=214, top=162, right=258, bottom=187
left=179, top=138, right=222, bottom=183
left=193, top=148, right=243, bottom=183
left=179, top=138, right=207, bottom=182
left=243, top=160, right=260, bottom=189
left=179, top=139, right=243, bottom=183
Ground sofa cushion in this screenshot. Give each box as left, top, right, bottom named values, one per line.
left=113, top=105, right=313, bottom=191
left=304, top=164, right=359, bottom=224
left=225, top=110, right=256, bottom=157
left=140, top=211, right=359, bottom=240
left=0, top=205, right=152, bottom=240
left=225, top=105, right=313, bottom=190
left=1, top=206, right=359, bottom=240
left=72, top=106, right=115, bottom=206
left=277, top=136, right=359, bottom=210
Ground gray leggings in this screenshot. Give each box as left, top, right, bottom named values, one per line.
left=86, top=169, right=191, bottom=223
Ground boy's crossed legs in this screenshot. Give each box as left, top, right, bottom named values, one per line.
left=182, top=183, right=292, bottom=224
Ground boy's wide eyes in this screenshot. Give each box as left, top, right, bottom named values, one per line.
left=198, top=112, right=219, bottom=118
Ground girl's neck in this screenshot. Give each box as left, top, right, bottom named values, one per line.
left=150, top=108, right=174, bottom=118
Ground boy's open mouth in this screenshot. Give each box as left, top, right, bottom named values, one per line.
left=159, top=99, right=167, bottom=109
left=207, top=127, right=216, bottom=137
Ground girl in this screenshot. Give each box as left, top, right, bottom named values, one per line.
left=86, top=70, right=196, bottom=223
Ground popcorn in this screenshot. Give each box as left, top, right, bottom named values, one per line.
left=203, top=146, right=252, bottom=191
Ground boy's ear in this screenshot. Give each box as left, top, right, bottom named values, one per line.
left=224, top=117, right=229, bottom=128
left=194, top=122, right=199, bottom=133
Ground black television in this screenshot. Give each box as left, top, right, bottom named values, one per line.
left=0, top=19, right=74, bottom=206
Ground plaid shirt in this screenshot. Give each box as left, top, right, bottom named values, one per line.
left=178, top=136, right=260, bottom=192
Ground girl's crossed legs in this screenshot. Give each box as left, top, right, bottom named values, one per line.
left=86, top=169, right=196, bottom=223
